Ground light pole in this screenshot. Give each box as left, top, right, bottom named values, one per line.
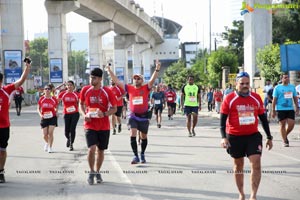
left=209, top=0, right=211, bottom=54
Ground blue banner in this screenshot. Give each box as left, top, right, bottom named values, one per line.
left=49, top=58, right=63, bottom=83
left=4, top=50, right=22, bottom=84
left=280, top=44, right=300, bottom=72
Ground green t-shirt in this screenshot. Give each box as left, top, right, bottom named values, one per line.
left=182, top=84, right=200, bottom=107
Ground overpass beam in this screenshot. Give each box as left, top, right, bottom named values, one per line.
left=89, top=21, right=114, bottom=72
left=114, top=34, right=136, bottom=84
left=45, top=0, right=80, bottom=83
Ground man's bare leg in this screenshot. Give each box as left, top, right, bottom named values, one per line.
left=233, top=157, right=245, bottom=200
left=248, top=154, right=261, bottom=200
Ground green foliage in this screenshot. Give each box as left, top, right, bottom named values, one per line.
left=256, top=44, right=281, bottom=83
left=206, top=47, right=238, bottom=87
left=68, top=50, right=88, bottom=77
left=272, top=8, right=300, bottom=44
left=27, top=88, right=37, bottom=94
left=27, top=38, right=48, bottom=75
left=163, top=60, right=198, bottom=90
left=222, top=20, right=244, bottom=66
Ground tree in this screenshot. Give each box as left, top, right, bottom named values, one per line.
left=222, top=20, right=244, bottom=66
left=272, top=6, right=300, bottom=44
left=256, top=44, right=281, bottom=83
left=163, top=60, right=196, bottom=90
left=68, top=50, right=88, bottom=78
left=27, top=38, right=49, bottom=84
left=206, top=47, right=238, bottom=88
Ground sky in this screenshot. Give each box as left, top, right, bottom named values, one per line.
left=23, top=0, right=243, bottom=48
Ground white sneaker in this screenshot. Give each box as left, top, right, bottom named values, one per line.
left=44, top=143, right=48, bottom=152
left=48, top=147, right=53, bottom=153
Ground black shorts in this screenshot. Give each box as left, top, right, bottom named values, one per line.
left=40, top=116, right=58, bottom=129
left=128, top=118, right=149, bottom=134
left=227, top=132, right=263, bottom=158
left=0, top=127, right=10, bottom=150
left=114, top=106, right=123, bottom=117
left=85, top=129, right=110, bottom=150
left=167, top=102, right=176, bottom=109
left=277, top=110, right=295, bottom=121
left=154, top=105, right=163, bottom=115
left=184, top=106, right=199, bottom=115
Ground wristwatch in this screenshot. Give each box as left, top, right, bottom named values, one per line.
left=267, top=135, right=273, bottom=140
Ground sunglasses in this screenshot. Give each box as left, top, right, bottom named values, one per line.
left=44, top=88, right=51, bottom=90
left=134, top=77, right=141, bottom=80
left=236, top=72, right=250, bottom=81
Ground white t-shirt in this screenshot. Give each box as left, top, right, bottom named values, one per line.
left=295, top=84, right=300, bottom=108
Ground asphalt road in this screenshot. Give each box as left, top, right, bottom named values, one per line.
left=1, top=105, right=299, bottom=200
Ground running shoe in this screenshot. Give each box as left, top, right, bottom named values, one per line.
left=66, top=139, right=70, bottom=148
left=141, top=154, right=146, bottom=163
left=95, top=173, right=103, bottom=183
left=48, top=147, right=53, bottom=153
left=188, top=132, right=193, bottom=137
left=0, top=171, right=5, bottom=183
left=118, top=124, right=122, bottom=133
left=113, top=128, right=116, bottom=135
left=283, top=139, right=289, bottom=147
left=87, top=172, right=95, bottom=185
left=192, top=129, right=196, bottom=136
left=157, top=124, right=161, bottom=128
left=131, top=156, right=140, bottom=164
left=44, top=143, right=48, bottom=152
left=69, top=144, right=74, bottom=151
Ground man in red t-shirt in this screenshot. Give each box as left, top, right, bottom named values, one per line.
left=109, top=80, right=125, bottom=135
left=164, top=84, right=177, bottom=120
left=107, top=60, right=161, bottom=164
left=79, top=68, right=117, bottom=185
left=13, top=86, right=24, bottom=116
left=0, top=57, right=31, bottom=183
left=213, top=88, right=223, bottom=114
left=220, top=71, right=273, bottom=200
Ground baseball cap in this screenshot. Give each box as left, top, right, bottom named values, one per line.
left=133, top=74, right=144, bottom=80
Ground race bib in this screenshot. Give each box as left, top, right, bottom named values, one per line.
left=154, top=100, right=161, bottom=104
left=132, top=96, right=143, bottom=105
left=43, top=111, right=53, bottom=119
left=167, top=97, right=173, bottom=101
left=66, top=106, right=76, bottom=113
left=88, top=108, right=99, bottom=118
left=284, top=92, right=292, bottom=99
left=189, top=96, right=196, bottom=102
left=238, top=111, right=255, bottom=125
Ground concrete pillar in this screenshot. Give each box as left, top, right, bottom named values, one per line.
left=244, top=0, right=272, bottom=87
left=0, top=0, right=24, bottom=84
left=89, top=21, right=114, bottom=68
left=222, top=66, right=230, bottom=89
left=114, top=34, right=135, bottom=84
left=132, top=43, right=151, bottom=79
left=141, top=47, right=152, bottom=82
left=89, top=21, right=114, bottom=86
left=45, top=0, right=80, bottom=83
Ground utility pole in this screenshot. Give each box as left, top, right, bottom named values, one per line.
left=209, top=0, right=212, bottom=54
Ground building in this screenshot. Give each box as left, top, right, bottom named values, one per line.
left=180, top=42, right=201, bottom=68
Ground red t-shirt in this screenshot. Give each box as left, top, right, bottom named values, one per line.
left=125, top=84, right=150, bottom=114
left=58, top=91, right=79, bottom=114
left=14, top=86, right=24, bottom=97
left=0, top=84, right=16, bottom=128
left=38, top=96, right=59, bottom=119
left=109, top=85, right=125, bottom=107
left=220, top=91, right=264, bottom=136
left=80, top=86, right=117, bottom=131
left=213, top=91, right=223, bottom=102
left=165, top=89, right=177, bottom=103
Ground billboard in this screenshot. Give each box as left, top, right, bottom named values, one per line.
left=280, top=44, right=300, bottom=72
